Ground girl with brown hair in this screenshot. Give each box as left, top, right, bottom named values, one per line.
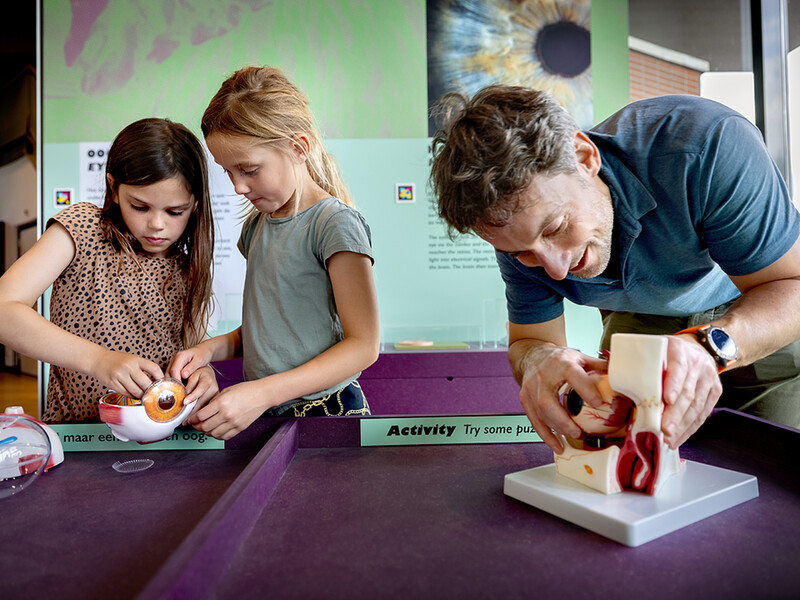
left=0, top=118, right=217, bottom=421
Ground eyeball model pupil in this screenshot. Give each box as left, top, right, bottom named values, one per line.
left=158, top=394, right=175, bottom=411
left=535, top=21, right=591, bottom=78
left=566, top=388, right=584, bottom=416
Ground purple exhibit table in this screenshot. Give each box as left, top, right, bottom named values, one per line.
left=212, top=350, right=523, bottom=415
left=5, top=409, right=798, bottom=599
left=3, top=448, right=258, bottom=597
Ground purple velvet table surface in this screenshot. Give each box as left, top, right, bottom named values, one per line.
left=4, top=410, right=797, bottom=600
left=127, top=409, right=799, bottom=600
left=2, top=423, right=283, bottom=600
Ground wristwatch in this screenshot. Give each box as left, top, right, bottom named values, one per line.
left=675, top=324, right=738, bottom=372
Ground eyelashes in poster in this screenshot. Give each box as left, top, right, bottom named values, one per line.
left=426, top=0, right=593, bottom=135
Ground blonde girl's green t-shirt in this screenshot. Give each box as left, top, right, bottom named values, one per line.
left=237, top=197, right=374, bottom=401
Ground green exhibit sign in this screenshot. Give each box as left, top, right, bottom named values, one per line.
left=361, top=415, right=543, bottom=446
left=50, top=424, right=224, bottom=451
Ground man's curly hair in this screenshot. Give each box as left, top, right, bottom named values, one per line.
left=430, top=85, right=579, bottom=235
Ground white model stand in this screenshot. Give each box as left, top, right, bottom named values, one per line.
left=504, top=334, right=759, bottom=545
left=504, top=460, right=758, bottom=546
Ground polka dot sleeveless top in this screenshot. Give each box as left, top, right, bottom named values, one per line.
left=43, top=203, right=187, bottom=422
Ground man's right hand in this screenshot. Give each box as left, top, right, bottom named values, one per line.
left=513, top=341, right=608, bottom=453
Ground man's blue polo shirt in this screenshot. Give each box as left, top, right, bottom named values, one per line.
left=497, top=95, right=799, bottom=324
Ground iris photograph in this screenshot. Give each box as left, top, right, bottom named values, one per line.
left=427, top=0, right=593, bottom=135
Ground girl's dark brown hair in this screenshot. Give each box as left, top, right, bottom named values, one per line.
left=102, top=118, right=214, bottom=347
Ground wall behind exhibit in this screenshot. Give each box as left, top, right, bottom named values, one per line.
left=40, top=0, right=629, bottom=352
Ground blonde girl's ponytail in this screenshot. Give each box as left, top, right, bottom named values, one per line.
left=202, top=65, right=354, bottom=207
left=304, top=128, right=353, bottom=207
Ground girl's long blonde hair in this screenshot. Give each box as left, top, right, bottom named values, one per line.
left=101, top=118, right=214, bottom=347
left=201, top=65, right=353, bottom=208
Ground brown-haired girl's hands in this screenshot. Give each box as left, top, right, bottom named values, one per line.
left=168, top=344, right=214, bottom=382
left=96, top=350, right=164, bottom=399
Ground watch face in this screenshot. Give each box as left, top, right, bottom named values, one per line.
left=709, top=327, right=738, bottom=360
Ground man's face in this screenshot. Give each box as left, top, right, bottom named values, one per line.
left=477, top=169, right=614, bottom=280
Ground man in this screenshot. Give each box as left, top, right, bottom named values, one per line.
left=430, top=86, right=800, bottom=453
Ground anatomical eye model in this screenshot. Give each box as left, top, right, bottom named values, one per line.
left=553, top=333, right=683, bottom=495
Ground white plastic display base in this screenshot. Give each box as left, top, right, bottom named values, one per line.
left=504, top=460, right=758, bottom=547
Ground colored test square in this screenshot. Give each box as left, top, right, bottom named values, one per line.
left=396, top=183, right=415, bottom=204
left=54, top=188, right=74, bottom=208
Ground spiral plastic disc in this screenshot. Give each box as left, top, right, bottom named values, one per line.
left=112, top=459, right=154, bottom=473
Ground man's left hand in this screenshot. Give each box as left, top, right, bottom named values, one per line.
left=662, top=334, right=723, bottom=448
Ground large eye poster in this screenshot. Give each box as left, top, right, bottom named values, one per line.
left=427, top=0, right=593, bottom=135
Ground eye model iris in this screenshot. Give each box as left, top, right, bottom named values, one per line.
left=535, top=21, right=591, bottom=78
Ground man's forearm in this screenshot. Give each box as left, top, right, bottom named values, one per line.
left=714, top=279, right=800, bottom=367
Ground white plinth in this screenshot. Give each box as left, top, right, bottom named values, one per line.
left=504, top=460, right=758, bottom=547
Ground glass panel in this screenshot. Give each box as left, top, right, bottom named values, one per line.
left=628, top=0, right=755, bottom=122
left=788, top=0, right=800, bottom=203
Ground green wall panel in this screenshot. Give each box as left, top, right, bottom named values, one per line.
left=40, top=0, right=630, bottom=353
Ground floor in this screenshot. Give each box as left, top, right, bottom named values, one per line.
left=0, top=371, right=39, bottom=417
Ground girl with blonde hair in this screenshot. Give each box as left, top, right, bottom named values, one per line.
left=170, top=66, right=379, bottom=439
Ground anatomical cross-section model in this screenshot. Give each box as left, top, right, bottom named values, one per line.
left=553, top=333, right=683, bottom=495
